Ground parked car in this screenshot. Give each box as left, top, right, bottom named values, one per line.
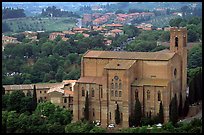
left=108, top=124, right=115, bottom=128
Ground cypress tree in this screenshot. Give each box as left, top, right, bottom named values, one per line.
left=183, top=96, right=190, bottom=117
left=84, top=91, right=89, bottom=121
left=178, top=92, right=183, bottom=117
left=115, top=104, right=120, bottom=125
left=2, top=87, right=5, bottom=95
left=159, top=101, right=164, bottom=124
left=169, top=94, right=178, bottom=125
left=135, top=97, right=142, bottom=126
left=32, top=85, right=37, bottom=111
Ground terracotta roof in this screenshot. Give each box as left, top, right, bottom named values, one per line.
left=62, top=31, right=75, bottom=35
left=111, top=29, right=123, bottom=33
left=2, top=36, right=17, bottom=40
left=131, top=78, right=170, bottom=86
left=62, top=80, right=77, bottom=84
left=105, top=23, right=123, bottom=27
left=50, top=32, right=65, bottom=36
left=64, top=90, right=74, bottom=95
left=77, top=76, right=105, bottom=85
left=73, top=27, right=89, bottom=31
left=104, top=59, right=136, bottom=70
left=3, top=83, right=61, bottom=91
left=83, top=33, right=90, bottom=37
left=47, top=84, right=64, bottom=94
left=83, top=50, right=175, bottom=61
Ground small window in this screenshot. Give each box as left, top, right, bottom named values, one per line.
left=101, top=88, right=103, bottom=98
left=111, top=83, right=114, bottom=89
left=115, top=91, right=118, bottom=97
left=119, top=83, right=122, bottom=89
left=114, top=76, right=119, bottom=80
left=175, top=37, right=178, bottom=47
left=147, top=90, right=150, bottom=100
left=115, top=83, right=118, bottom=89
left=135, top=90, right=138, bottom=99
left=93, top=108, right=95, bottom=117
left=64, top=98, right=67, bottom=103
left=158, top=91, right=161, bottom=101
left=63, top=106, right=65, bottom=108
left=44, top=91, right=46, bottom=93
left=44, top=97, right=46, bottom=99
left=111, top=90, right=114, bottom=96
left=92, top=89, right=94, bottom=97
left=110, top=112, right=111, bottom=120
left=82, top=87, right=85, bottom=97
left=174, top=68, right=177, bottom=78
left=40, top=91, right=42, bottom=93
left=183, top=36, right=186, bottom=47
left=119, top=91, right=122, bottom=97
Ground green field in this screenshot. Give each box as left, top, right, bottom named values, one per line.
left=3, top=17, right=78, bottom=33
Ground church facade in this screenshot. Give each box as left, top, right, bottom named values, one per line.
left=73, top=27, right=187, bottom=128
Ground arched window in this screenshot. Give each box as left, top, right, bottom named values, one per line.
left=158, top=91, right=161, bottom=101
left=175, top=37, right=178, bottom=47
left=92, top=88, right=94, bottom=97
left=111, top=83, right=114, bottom=89
left=174, top=68, right=177, bottom=78
left=115, top=91, right=118, bottom=97
left=119, top=83, right=122, bottom=89
left=119, top=91, right=122, bottom=97
left=93, top=108, right=95, bottom=117
left=82, top=87, right=85, bottom=97
left=111, top=90, right=114, bottom=96
left=183, top=36, right=186, bottom=47
left=115, top=83, right=118, bottom=89
left=147, top=90, right=150, bottom=100
left=100, top=87, right=103, bottom=98
left=135, top=90, right=138, bottom=99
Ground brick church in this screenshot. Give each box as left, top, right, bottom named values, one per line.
left=73, top=27, right=187, bottom=128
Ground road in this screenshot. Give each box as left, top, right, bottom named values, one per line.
left=179, top=109, right=202, bottom=123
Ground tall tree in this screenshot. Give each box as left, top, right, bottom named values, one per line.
left=178, top=92, right=183, bottom=117
left=169, top=94, right=178, bottom=125
left=32, top=85, right=37, bottom=111
left=183, top=96, right=190, bottom=117
left=84, top=91, right=89, bottom=121
left=2, top=86, right=5, bottom=95
left=115, top=104, right=120, bottom=125
left=134, top=97, right=142, bottom=126
left=158, top=101, right=164, bottom=124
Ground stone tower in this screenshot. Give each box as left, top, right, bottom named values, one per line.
left=170, top=27, right=187, bottom=100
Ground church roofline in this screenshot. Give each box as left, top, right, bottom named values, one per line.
left=83, top=50, right=176, bottom=61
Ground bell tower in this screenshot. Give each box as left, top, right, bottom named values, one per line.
left=170, top=27, right=187, bottom=98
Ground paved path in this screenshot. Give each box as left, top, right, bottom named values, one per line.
left=180, top=109, right=202, bottom=123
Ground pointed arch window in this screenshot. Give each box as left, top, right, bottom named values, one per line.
left=91, top=88, right=94, bottom=97
left=115, top=83, right=118, bottom=89
left=119, top=83, right=122, bottom=89
left=158, top=91, right=161, bottom=101
left=82, top=87, right=85, bottom=97
left=111, top=83, right=114, bottom=89
left=175, top=37, right=178, bottom=47
left=135, top=89, right=138, bottom=99
left=147, top=90, right=150, bottom=100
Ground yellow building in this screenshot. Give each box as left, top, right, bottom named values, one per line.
left=73, top=27, right=187, bottom=128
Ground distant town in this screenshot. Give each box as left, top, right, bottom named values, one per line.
left=2, top=2, right=202, bottom=134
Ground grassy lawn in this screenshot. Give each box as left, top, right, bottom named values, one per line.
left=3, top=17, right=77, bottom=33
